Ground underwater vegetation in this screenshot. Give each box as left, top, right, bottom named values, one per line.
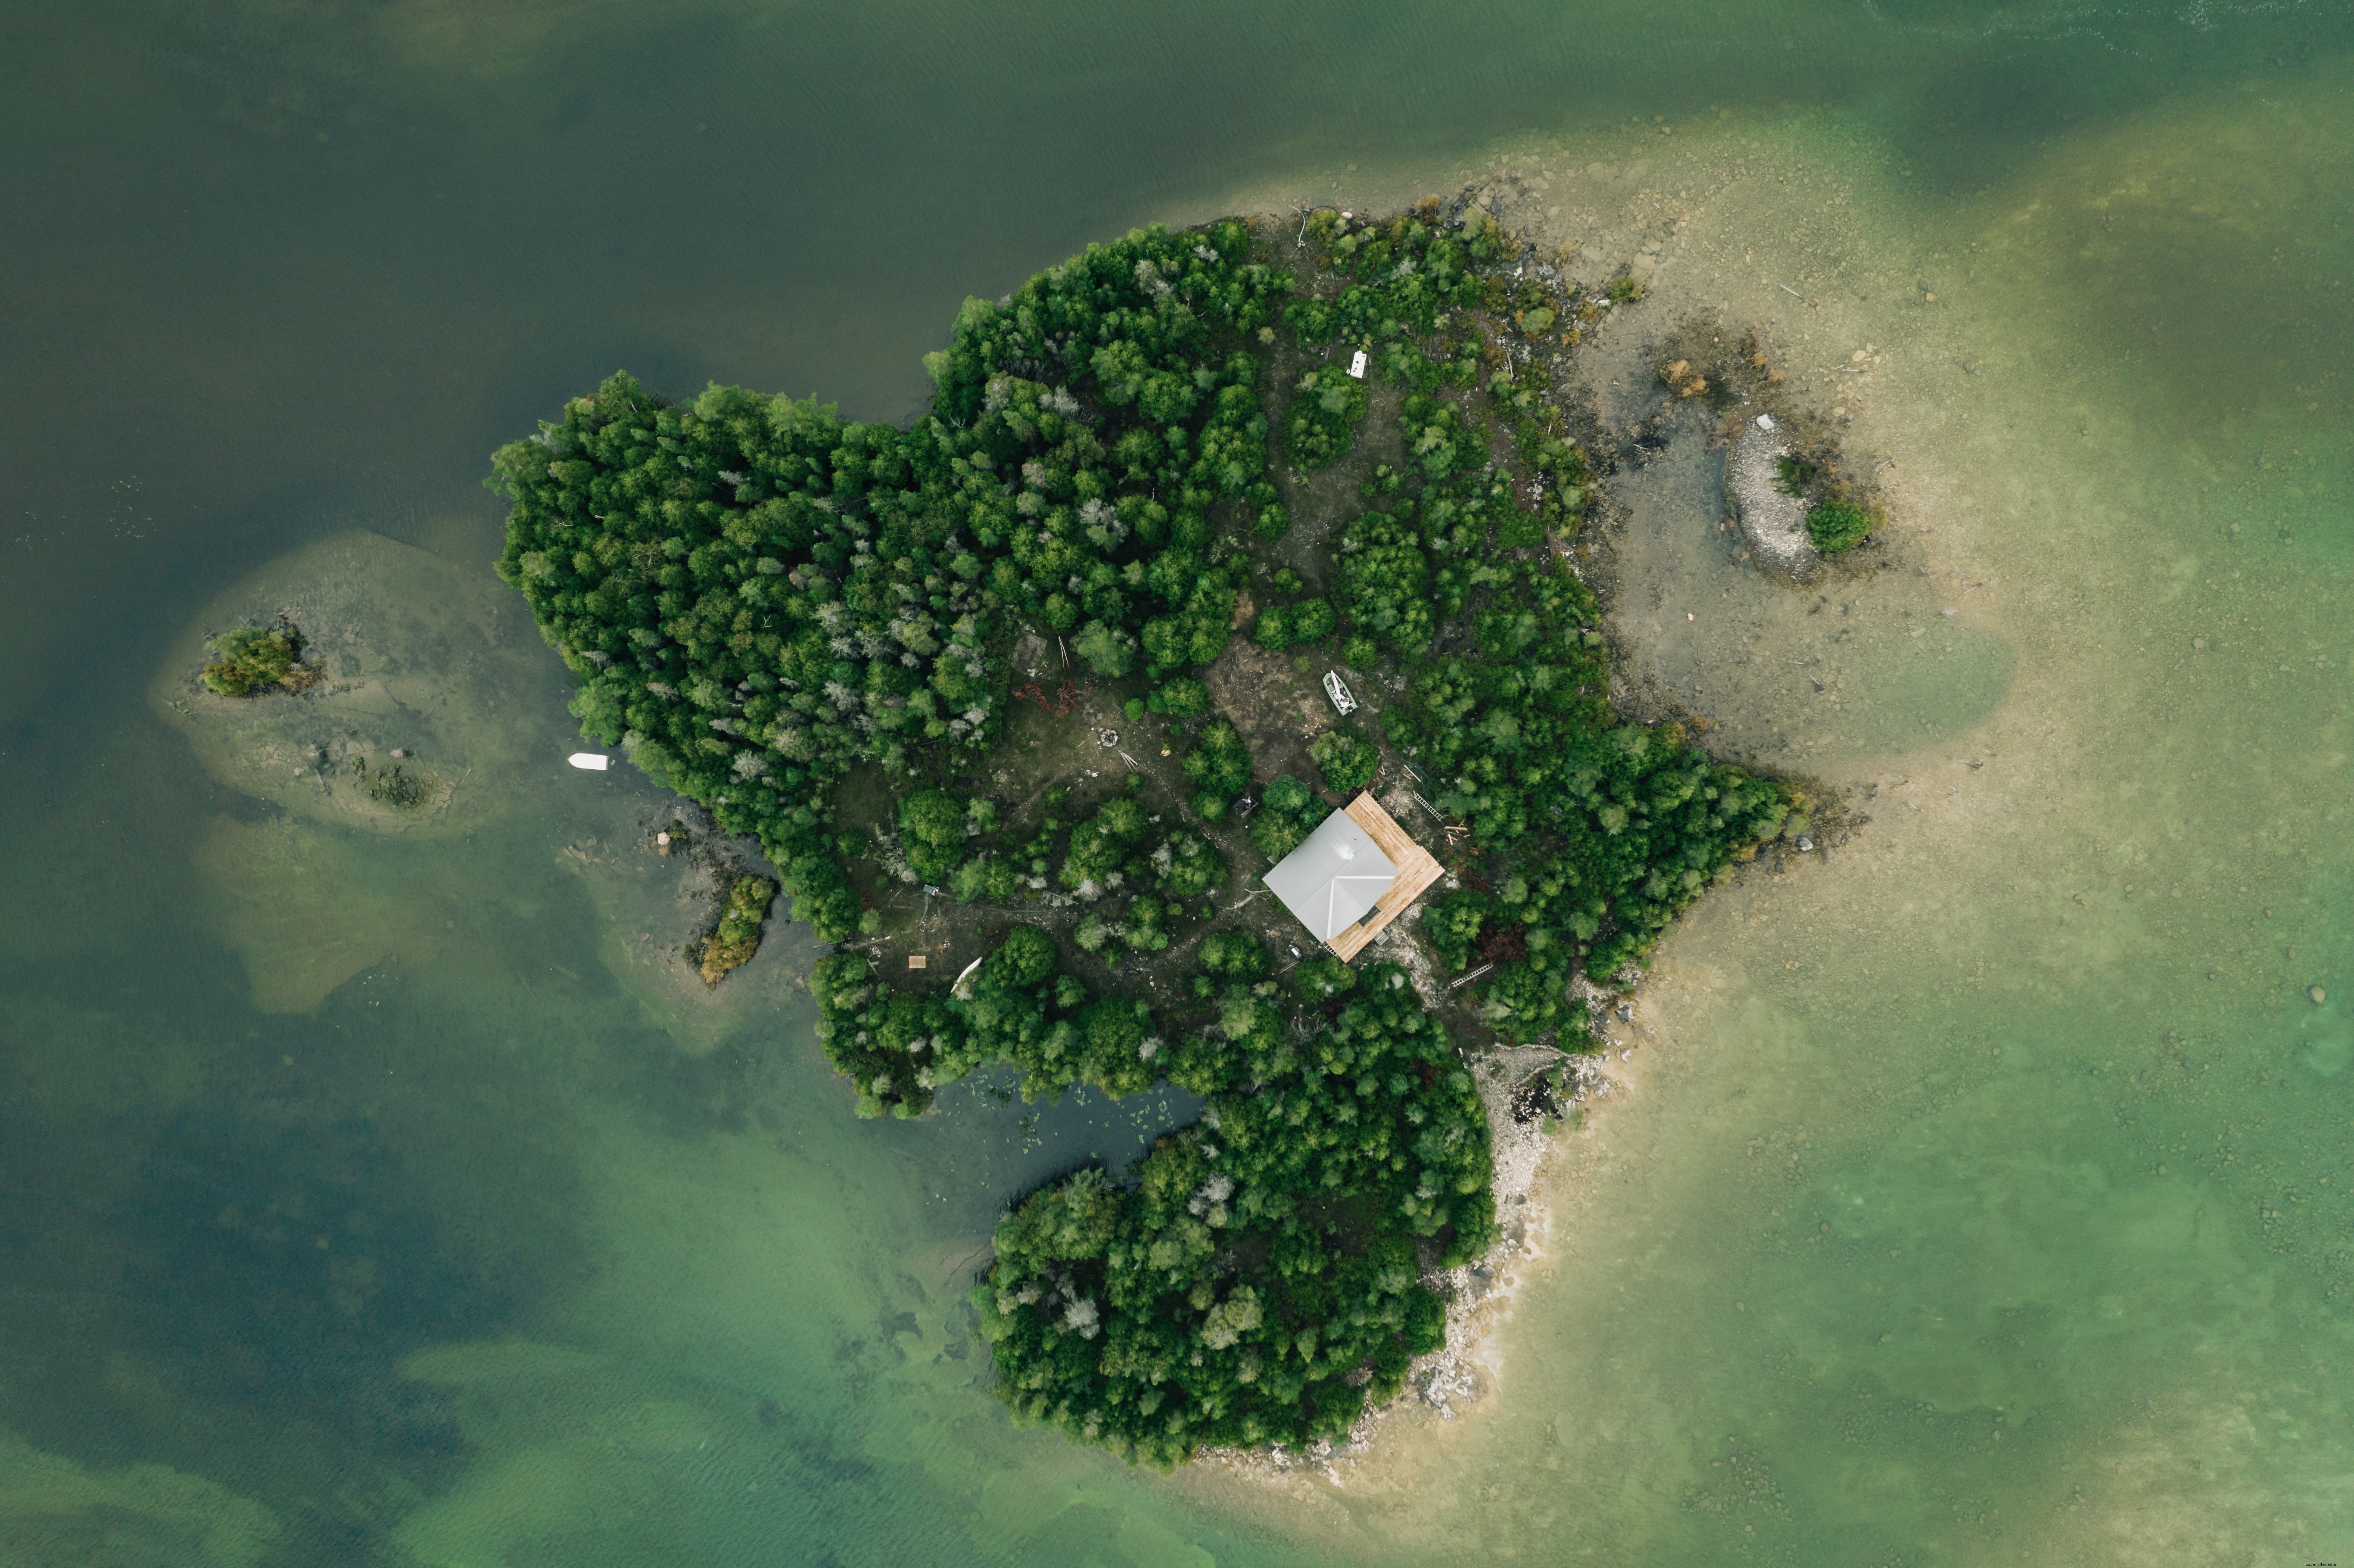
left=349, top=757, right=429, bottom=809
left=201, top=624, right=318, bottom=697
left=490, top=202, right=1789, bottom=1466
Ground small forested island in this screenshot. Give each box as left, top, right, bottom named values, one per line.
left=202, top=623, right=321, bottom=696
left=699, top=873, right=779, bottom=984
left=490, top=202, right=1799, bottom=1466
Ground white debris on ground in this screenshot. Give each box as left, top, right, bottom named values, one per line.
left=1390, top=1041, right=1600, bottom=1419
left=1726, top=422, right=1816, bottom=575
left=1363, top=902, right=1444, bottom=1006
left=1568, top=971, right=1618, bottom=1030
left=1377, top=776, right=1437, bottom=836
left=1200, top=1436, right=1358, bottom=1491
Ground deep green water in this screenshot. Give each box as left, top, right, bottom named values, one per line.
left=3, top=2, right=2351, bottom=1564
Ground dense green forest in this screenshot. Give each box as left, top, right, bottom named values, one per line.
left=490, top=204, right=1791, bottom=1465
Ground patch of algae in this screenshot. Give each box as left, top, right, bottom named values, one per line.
left=0, top=1423, right=279, bottom=1567
left=153, top=530, right=545, bottom=837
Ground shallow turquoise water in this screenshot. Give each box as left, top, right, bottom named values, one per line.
left=2, top=3, right=2350, bottom=1564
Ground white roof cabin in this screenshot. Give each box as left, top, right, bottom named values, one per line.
left=1262, top=792, right=1444, bottom=961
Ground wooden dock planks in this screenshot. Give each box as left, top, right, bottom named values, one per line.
left=1327, top=791, right=1444, bottom=961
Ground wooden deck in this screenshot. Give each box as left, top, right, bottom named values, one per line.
left=1326, top=792, right=1444, bottom=961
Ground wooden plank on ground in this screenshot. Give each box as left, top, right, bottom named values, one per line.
left=1328, top=792, right=1444, bottom=961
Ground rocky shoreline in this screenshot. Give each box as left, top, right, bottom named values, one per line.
left=1196, top=1027, right=1627, bottom=1487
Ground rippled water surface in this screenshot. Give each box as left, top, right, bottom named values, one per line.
left=3, top=3, right=2350, bottom=1563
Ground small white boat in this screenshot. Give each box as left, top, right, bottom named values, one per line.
left=1323, top=670, right=1357, bottom=716
left=1348, top=349, right=1369, bottom=380
left=567, top=753, right=611, bottom=771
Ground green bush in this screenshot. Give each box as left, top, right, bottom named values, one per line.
left=1290, top=952, right=1358, bottom=1002
left=1249, top=772, right=1325, bottom=861
left=1256, top=597, right=1334, bottom=651
left=698, top=876, right=778, bottom=983
left=900, top=789, right=962, bottom=846
left=1182, top=720, right=1253, bottom=818
left=1337, top=510, right=1436, bottom=653
left=1281, top=367, right=1368, bottom=469
left=1421, top=888, right=1490, bottom=973
left=1060, top=794, right=1149, bottom=890
left=1249, top=811, right=1312, bottom=862
left=1154, top=830, right=1223, bottom=899
left=900, top=789, right=966, bottom=882
left=1261, top=775, right=1314, bottom=817
left=1807, top=498, right=1873, bottom=554
left=1198, top=929, right=1268, bottom=978
left=1286, top=296, right=1337, bottom=344
left=1157, top=677, right=1211, bottom=719
left=1121, top=895, right=1172, bottom=952
left=201, top=626, right=307, bottom=697
left=1309, top=729, right=1379, bottom=795
left=1074, top=619, right=1139, bottom=677
left=950, top=851, right=1020, bottom=903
